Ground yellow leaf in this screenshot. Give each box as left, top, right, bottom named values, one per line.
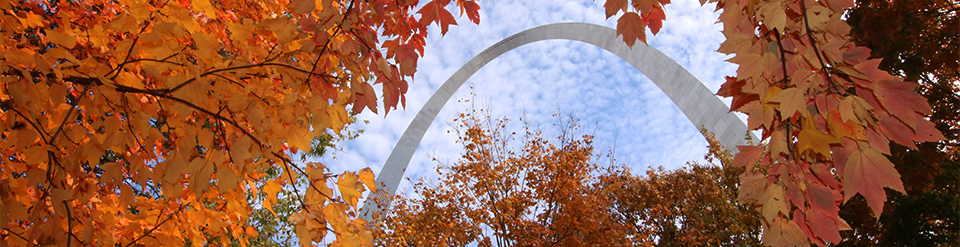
left=227, top=19, right=254, bottom=41
left=359, top=168, right=376, bottom=193
left=323, top=203, right=350, bottom=233
left=337, top=171, right=365, bottom=207
left=192, top=0, right=217, bottom=17
left=797, top=128, right=839, bottom=157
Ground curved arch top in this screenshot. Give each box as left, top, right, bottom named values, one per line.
left=360, top=22, right=751, bottom=219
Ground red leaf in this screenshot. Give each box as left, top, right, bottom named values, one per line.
left=874, top=79, right=931, bottom=129
left=864, top=126, right=890, bottom=154
left=457, top=0, right=481, bottom=24
left=643, top=6, right=666, bottom=35
left=732, top=145, right=763, bottom=170
left=717, top=76, right=759, bottom=112
left=419, top=0, right=458, bottom=35
left=912, top=115, right=946, bottom=142
left=854, top=59, right=897, bottom=82
left=808, top=209, right=842, bottom=244
left=879, top=115, right=918, bottom=149
left=616, top=12, right=646, bottom=47
left=843, top=145, right=905, bottom=216
left=806, top=183, right=839, bottom=215
left=793, top=209, right=822, bottom=246
left=842, top=46, right=870, bottom=64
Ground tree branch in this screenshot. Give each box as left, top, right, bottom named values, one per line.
left=125, top=203, right=188, bottom=247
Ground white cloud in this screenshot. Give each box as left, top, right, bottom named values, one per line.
left=322, top=0, right=738, bottom=196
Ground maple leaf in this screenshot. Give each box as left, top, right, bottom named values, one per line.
left=807, top=209, right=842, bottom=244
left=719, top=76, right=759, bottom=108
left=617, top=12, right=646, bottom=47
left=192, top=0, right=216, bottom=17
left=878, top=115, right=919, bottom=149
left=338, top=171, right=366, bottom=208
left=605, top=0, right=628, bottom=18
left=737, top=171, right=766, bottom=204
left=46, top=28, right=77, bottom=49
left=759, top=184, right=790, bottom=222
left=21, top=12, right=44, bottom=28
left=762, top=218, right=810, bottom=247
left=289, top=0, right=316, bottom=15
left=769, top=87, right=807, bottom=119
left=796, top=128, right=839, bottom=157
left=458, top=0, right=482, bottom=24
left=843, top=145, right=905, bottom=216
left=874, top=79, right=931, bottom=129
left=842, top=46, right=871, bottom=64
left=644, top=6, right=666, bottom=35
left=359, top=167, right=377, bottom=193
left=419, top=0, right=459, bottom=35
left=732, top=145, right=763, bottom=170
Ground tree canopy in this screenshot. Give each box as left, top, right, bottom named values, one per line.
left=374, top=110, right=635, bottom=246
left=0, top=0, right=478, bottom=246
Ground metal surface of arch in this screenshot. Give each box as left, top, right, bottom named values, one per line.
left=360, top=22, right=751, bottom=220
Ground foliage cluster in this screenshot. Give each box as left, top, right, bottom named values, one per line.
left=0, top=0, right=478, bottom=246
left=606, top=0, right=949, bottom=244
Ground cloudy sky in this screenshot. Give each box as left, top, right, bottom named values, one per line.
left=320, top=0, right=740, bottom=194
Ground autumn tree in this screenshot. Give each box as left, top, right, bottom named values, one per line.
left=374, top=108, right=635, bottom=246
left=604, top=0, right=946, bottom=245
left=0, top=0, right=479, bottom=246
left=609, top=129, right=762, bottom=246
left=834, top=0, right=959, bottom=245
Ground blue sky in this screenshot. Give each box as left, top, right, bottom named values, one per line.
left=321, top=0, right=741, bottom=194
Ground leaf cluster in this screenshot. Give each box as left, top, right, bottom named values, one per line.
left=0, top=0, right=479, bottom=246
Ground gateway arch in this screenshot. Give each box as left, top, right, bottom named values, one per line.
left=360, top=22, right=751, bottom=219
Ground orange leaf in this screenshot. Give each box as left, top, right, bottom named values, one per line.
left=605, top=0, right=628, bottom=18
left=289, top=0, right=316, bottom=15
left=768, top=87, right=806, bottom=119
left=761, top=218, right=809, bottom=247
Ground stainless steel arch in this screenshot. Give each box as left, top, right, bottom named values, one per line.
left=360, top=22, right=751, bottom=220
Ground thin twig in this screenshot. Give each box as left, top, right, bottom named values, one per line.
left=49, top=85, right=91, bottom=145
left=773, top=30, right=790, bottom=87
left=800, top=0, right=841, bottom=93
left=125, top=203, right=188, bottom=247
